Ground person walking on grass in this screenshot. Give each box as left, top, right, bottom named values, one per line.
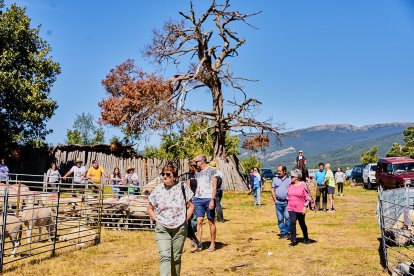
left=210, top=161, right=224, bottom=223
left=314, top=162, right=327, bottom=211
left=324, top=163, right=336, bottom=212
left=193, top=154, right=218, bottom=252
left=335, top=167, right=346, bottom=196
left=186, top=161, right=202, bottom=253
left=287, top=169, right=315, bottom=247
left=250, top=167, right=263, bottom=207
left=147, top=163, right=194, bottom=276
left=271, top=165, right=291, bottom=239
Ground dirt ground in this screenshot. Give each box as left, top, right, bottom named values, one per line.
left=4, top=184, right=387, bottom=275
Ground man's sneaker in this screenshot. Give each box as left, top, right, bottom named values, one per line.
left=289, top=241, right=298, bottom=247
left=279, top=234, right=286, bottom=239
left=285, top=233, right=291, bottom=240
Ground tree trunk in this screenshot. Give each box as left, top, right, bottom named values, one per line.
left=211, top=80, right=226, bottom=158
left=215, top=155, right=249, bottom=192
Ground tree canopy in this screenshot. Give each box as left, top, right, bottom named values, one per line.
left=144, top=121, right=239, bottom=159
left=0, top=2, right=60, bottom=155
left=99, top=0, right=280, bottom=158
left=65, top=113, right=105, bottom=145
left=360, top=145, right=379, bottom=164
left=386, top=126, right=414, bottom=158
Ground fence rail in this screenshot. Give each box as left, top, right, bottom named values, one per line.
left=378, top=186, right=414, bottom=275
left=0, top=176, right=108, bottom=272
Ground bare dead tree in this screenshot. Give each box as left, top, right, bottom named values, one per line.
left=142, top=0, right=281, bottom=158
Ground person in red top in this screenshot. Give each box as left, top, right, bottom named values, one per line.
left=286, top=168, right=315, bottom=246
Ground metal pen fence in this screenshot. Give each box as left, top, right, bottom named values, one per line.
left=0, top=175, right=103, bottom=272
left=0, top=171, right=168, bottom=271
left=378, top=186, right=414, bottom=275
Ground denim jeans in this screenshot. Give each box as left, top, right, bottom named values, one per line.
left=253, top=187, right=261, bottom=206
left=155, top=223, right=187, bottom=276
left=275, top=201, right=290, bottom=235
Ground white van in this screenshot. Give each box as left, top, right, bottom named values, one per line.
left=363, top=163, right=377, bottom=189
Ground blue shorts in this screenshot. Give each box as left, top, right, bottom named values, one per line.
left=194, top=198, right=216, bottom=220
left=327, top=186, right=335, bottom=194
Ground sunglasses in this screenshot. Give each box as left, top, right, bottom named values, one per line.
left=162, top=172, right=173, bottom=177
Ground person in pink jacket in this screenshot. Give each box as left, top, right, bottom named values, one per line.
left=286, top=168, right=315, bottom=247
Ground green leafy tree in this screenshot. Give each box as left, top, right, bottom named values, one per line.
left=360, top=145, right=379, bottom=164
left=65, top=113, right=105, bottom=145
left=144, top=121, right=240, bottom=159
left=240, top=155, right=262, bottom=173
left=387, top=126, right=414, bottom=158
left=0, top=2, right=60, bottom=155
left=387, top=143, right=402, bottom=157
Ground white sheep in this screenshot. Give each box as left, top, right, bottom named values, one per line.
left=0, top=215, right=23, bottom=257
left=20, top=204, right=55, bottom=244
left=391, top=262, right=414, bottom=276
left=58, top=227, right=99, bottom=247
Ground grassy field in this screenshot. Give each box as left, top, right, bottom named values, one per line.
left=4, top=184, right=387, bottom=276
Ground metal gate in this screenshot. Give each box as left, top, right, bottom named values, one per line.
left=378, top=186, right=414, bottom=275
left=0, top=177, right=102, bottom=273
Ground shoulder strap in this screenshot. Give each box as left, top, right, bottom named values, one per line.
left=181, top=182, right=187, bottom=202
left=181, top=182, right=188, bottom=219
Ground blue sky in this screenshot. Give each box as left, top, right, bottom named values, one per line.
left=4, top=0, right=414, bottom=149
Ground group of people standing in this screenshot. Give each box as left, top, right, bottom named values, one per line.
left=44, top=158, right=140, bottom=197
left=147, top=155, right=223, bottom=276
left=271, top=165, right=315, bottom=246
left=314, top=162, right=347, bottom=212
left=268, top=150, right=349, bottom=247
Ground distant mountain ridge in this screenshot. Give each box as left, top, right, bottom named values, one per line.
left=238, top=122, right=414, bottom=169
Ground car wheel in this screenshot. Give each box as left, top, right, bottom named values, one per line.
left=367, top=180, right=372, bottom=190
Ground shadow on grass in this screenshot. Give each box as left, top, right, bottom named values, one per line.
left=296, top=238, right=317, bottom=244
left=200, top=241, right=228, bottom=251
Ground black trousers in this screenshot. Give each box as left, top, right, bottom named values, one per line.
left=186, top=220, right=201, bottom=247
left=337, top=182, right=344, bottom=194
left=288, top=211, right=308, bottom=242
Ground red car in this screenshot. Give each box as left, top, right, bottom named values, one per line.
left=376, top=157, right=414, bottom=189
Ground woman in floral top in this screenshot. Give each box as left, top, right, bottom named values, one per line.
left=147, top=163, right=194, bottom=276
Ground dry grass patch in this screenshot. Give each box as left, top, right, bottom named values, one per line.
left=4, top=185, right=388, bottom=275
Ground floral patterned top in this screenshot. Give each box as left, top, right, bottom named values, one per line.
left=148, top=181, right=193, bottom=229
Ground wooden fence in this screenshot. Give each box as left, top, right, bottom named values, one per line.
left=54, top=149, right=189, bottom=185
left=54, top=149, right=249, bottom=192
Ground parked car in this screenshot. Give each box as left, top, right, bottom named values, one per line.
left=351, top=164, right=365, bottom=184
left=345, top=168, right=353, bottom=180
left=260, top=168, right=275, bottom=180
left=363, top=163, right=377, bottom=190
left=377, top=157, right=414, bottom=189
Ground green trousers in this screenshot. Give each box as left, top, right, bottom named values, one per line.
left=155, top=223, right=187, bottom=276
